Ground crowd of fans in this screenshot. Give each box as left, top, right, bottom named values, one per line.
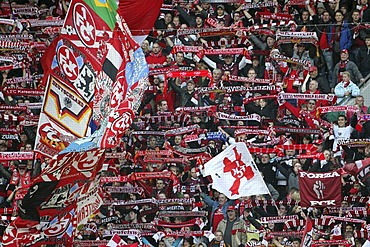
left=1, top=0, right=370, bottom=246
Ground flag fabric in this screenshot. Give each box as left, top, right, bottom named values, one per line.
left=298, top=170, right=342, bottom=207
left=201, top=142, right=269, bottom=199
left=107, top=234, right=127, bottom=247
left=8, top=0, right=161, bottom=245
left=363, top=240, right=370, bottom=247
left=36, top=0, right=154, bottom=157
left=3, top=148, right=105, bottom=246
left=301, top=217, right=313, bottom=247
left=118, top=0, right=163, bottom=44
left=84, top=0, right=118, bottom=30
left=331, top=224, right=342, bottom=240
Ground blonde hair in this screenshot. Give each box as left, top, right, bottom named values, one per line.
left=342, top=71, right=351, bottom=79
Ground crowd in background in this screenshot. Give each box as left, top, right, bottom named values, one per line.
left=1, top=0, right=370, bottom=246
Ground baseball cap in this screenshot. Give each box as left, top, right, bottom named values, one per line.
left=309, top=66, right=318, bottom=72
left=227, top=205, right=236, bottom=211
left=317, top=2, right=325, bottom=8
left=217, top=4, right=225, bottom=10
left=341, top=49, right=349, bottom=54
left=313, top=139, right=323, bottom=145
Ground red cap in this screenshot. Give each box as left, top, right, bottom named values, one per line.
left=227, top=206, right=236, bottom=211
left=341, top=49, right=349, bottom=54
left=313, top=139, right=323, bottom=145
left=309, top=66, right=318, bottom=72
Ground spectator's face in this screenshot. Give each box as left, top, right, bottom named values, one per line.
left=292, top=241, right=300, bottom=247
left=338, top=117, right=347, bottom=127
left=307, top=100, right=316, bottom=110
left=190, top=167, right=197, bottom=178
left=176, top=53, right=184, bottom=63
left=278, top=206, right=287, bottom=214
left=158, top=82, right=165, bottom=92
left=195, top=16, right=203, bottom=25
left=152, top=44, right=161, bottom=54
left=173, top=17, right=180, bottom=26
left=302, top=11, right=309, bottom=21
left=329, top=2, right=336, bottom=9
left=156, top=180, right=165, bottom=190
left=234, top=13, right=240, bottom=21
left=346, top=225, right=354, bottom=232
left=286, top=150, right=295, bottom=156
left=309, top=81, right=318, bottom=91
left=165, top=13, right=172, bottom=23
left=247, top=69, right=257, bottom=79
left=355, top=97, right=364, bottom=106
left=335, top=12, right=343, bottom=23
left=218, top=194, right=227, bottom=204
left=128, top=211, right=137, bottom=221
left=366, top=38, right=370, bottom=47
left=252, top=59, right=259, bottom=67
left=324, top=150, right=331, bottom=161
left=322, top=12, right=331, bottom=22
left=166, top=24, right=174, bottom=31
left=261, top=154, right=270, bottom=163
left=361, top=0, right=368, bottom=5
left=227, top=210, right=236, bottom=220
left=309, top=68, right=318, bottom=77
left=352, top=11, right=360, bottom=22
left=293, top=163, right=302, bottom=173
left=266, top=37, right=275, bottom=47
left=342, top=73, right=350, bottom=82
left=160, top=101, right=168, bottom=111
left=259, top=99, right=267, bottom=107
left=148, top=137, right=156, bottom=147
left=340, top=6, right=347, bottom=14
left=202, top=3, right=210, bottom=9
left=18, top=166, right=27, bottom=175
left=317, top=7, right=325, bottom=15
left=217, top=8, right=224, bottom=16
left=25, top=144, right=32, bottom=151
left=169, top=166, right=179, bottom=176
left=174, top=135, right=182, bottom=145
left=20, top=134, right=28, bottom=142
left=224, top=56, right=233, bottom=64
left=186, top=82, right=195, bottom=91
left=214, top=232, right=223, bottom=241
left=213, top=70, right=222, bottom=80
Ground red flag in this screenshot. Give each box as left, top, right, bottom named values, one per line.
left=298, top=170, right=342, bottom=207
left=118, top=0, right=163, bottom=44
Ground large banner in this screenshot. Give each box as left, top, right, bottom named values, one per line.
left=35, top=0, right=151, bottom=157
left=299, top=170, right=342, bottom=207
left=3, top=148, right=105, bottom=246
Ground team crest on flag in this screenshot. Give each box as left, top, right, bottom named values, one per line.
left=201, top=142, right=269, bottom=199
left=43, top=76, right=92, bottom=137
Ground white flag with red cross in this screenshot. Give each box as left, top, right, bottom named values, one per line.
left=201, top=142, right=269, bottom=199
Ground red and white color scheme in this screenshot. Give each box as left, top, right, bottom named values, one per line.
left=201, top=142, right=269, bottom=199
left=299, top=170, right=342, bottom=207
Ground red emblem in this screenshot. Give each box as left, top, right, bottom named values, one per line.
left=223, top=147, right=254, bottom=195
left=57, top=45, right=79, bottom=81
left=73, top=3, right=96, bottom=47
